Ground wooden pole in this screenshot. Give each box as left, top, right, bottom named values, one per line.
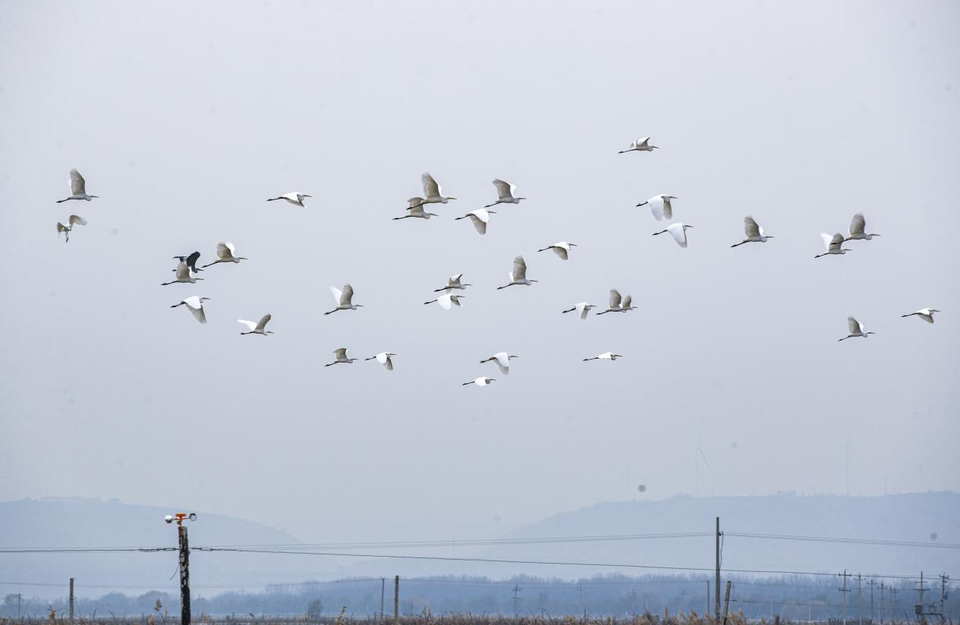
left=179, top=525, right=191, bottom=625
left=393, top=576, right=399, bottom=625
left=722, top=580, right=732, bottom=625
left=69, top=578, right=75, bottom=623
left=715, top=517, right=721, bottom=621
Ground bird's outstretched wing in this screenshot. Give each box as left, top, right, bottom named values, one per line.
left=649, top=196, right=666, bottom=221
left=512, top=256, right=527, bottom=281
left=216, top=242, right=231, bottom=260
left=174, top=262, right=190, bottom=280
left=820, top=233, right=834, bottom=250
left=438, top=294, right=453, bottom=310
left=669, top=224, right=688, bottom=247
left=828, top=233, right=845, bottom=251
left=256, top=314, right=272, bottom=331
left=552, top=246, right=569, bottom=260
left=186, top=251, right=201, bottom=272
left=69, top=169, right=86, bottom=195
left=744, top=216, right=760, bottom=238
left=69, top=215, right=87, bottom=227
left=334, top=347, right=348, bottom=360
left=330, top=286, right=343, bottom=305
left=609, top=289, right=622, bottom=309
left=847, top=317, right=861, bottom=334
left=661, top=196, right=673, bottom=220
left=188, top=301, right=207, bottom=324
left=341, top=284, right=354, bottom=305
left=492, top=179, right=513, bottom=200
left=622, top=295, right=633, bottom=310
left=468, top=213, right=487, bottom=235
left=238, top=319, right=257, bottom=331
left=849, top=213, right=866, bottom=236
left=421, top=173, right=441, bottom=198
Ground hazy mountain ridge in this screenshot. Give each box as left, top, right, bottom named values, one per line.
left=3, top=493, right=957, bottom=598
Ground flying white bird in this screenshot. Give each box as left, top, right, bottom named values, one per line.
left=325, top=284, right=363, bottom=315
left=410, top=173, right=456, bottom=207
left=170, top=296, right=210, bottom=324
left=201, top=242, right=248, bottom=267
left=238, top=314, right=274, bottom=336
left=365, top=352, right=397, bottom=370
left=901, top=308, right=941, bottom=324
left=838, top=317, right=875, bottom=341
left=653, top=223, right=694, bottom=248
left=485, top=179, right=526, bottom=207
left=731, top=216, right=774, bottom=247
left=56, top=215, right=87, bottom=242
left=480, top=352, right=519, bottom=375
left=162, top=262, right=205, bottom=286
left=325, top=347, right=357, bottom=367
left=537, top=242, right=578, bottom=260
left=619, top=137, right=658, bottom=154
left=814, top=233, right=852, bottom=259
left=172, top=252, right=203, bottom=274
left=596, top=290, right=636, bottom=315
left=462, top=377, right=495, bottom=387
left=845, top=213, right=881, bottom=241
left=562, top=302, right=596, bottom=320
left=455, top=209, right=496, bottom=235
left=266, top=192, right=312, bottom=207
left=423, top=293, right=465, bottom=309
left=497, top=256, right=538, bottom=289
left=636, top=195, right=677, bottom=221
left=434, top=274, right=472, bottom=292
left=583, top=352, right=623, bottom=361
left=393, top=198, right=439, bottom=221
left=56, top=169, right=98, bottom=203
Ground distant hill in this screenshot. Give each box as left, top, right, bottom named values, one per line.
left=332, top=492, right=960, bottom=579
left=0, top=498, right=329, bottom=598
left=4, top=493, right=958, bottom=599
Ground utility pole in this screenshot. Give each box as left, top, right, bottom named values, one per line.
left=715, top=517, right=721, bottom=622
left=512, top=584, right=521, bottom=619
left=706, top=581, right=710, bottom=619
left=69, top=577, right=75, bottom=623
left=380, top=578, right=385, bottom=624
left=916, top=572, right=928, bottom=624
left=164, top=512, right=197, bottom=625
left=890, top=587, right=899, bottom=623
left=393, top=576, right=399, bottom=625
left=840, top=570, right=852, bottom=625
left=938, top=574, right=949, bottom=622
left=16, top=593, right=21, bottom=619
left=578, top=583, right=584, bottom=621
left=868, top=579, right=876, bottom=624
left=857, top=574, right=863, bottom=625
left=630, top=589, right=637, bottom=617
left=880, top=582, right=885, bottom=625
left=722, top=581, right=732, bottom=625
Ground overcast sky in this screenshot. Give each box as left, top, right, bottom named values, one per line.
left=0, top=0, right=958, bottom=545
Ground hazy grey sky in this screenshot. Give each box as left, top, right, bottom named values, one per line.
left=1, top=1, right=958, bottom=544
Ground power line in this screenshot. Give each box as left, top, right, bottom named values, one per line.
left=4, top=530, right=955, bottom=554
left=726, top=533, right=960, bottom=550
left=192, top=546, right=930, bottom=580
left=0, top=547, right=174, bottom=554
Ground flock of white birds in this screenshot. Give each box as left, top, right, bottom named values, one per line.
left=55, top=140, right=941, bottom=385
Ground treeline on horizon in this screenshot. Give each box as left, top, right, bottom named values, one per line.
left=3, top=574, right=956, bottom=621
